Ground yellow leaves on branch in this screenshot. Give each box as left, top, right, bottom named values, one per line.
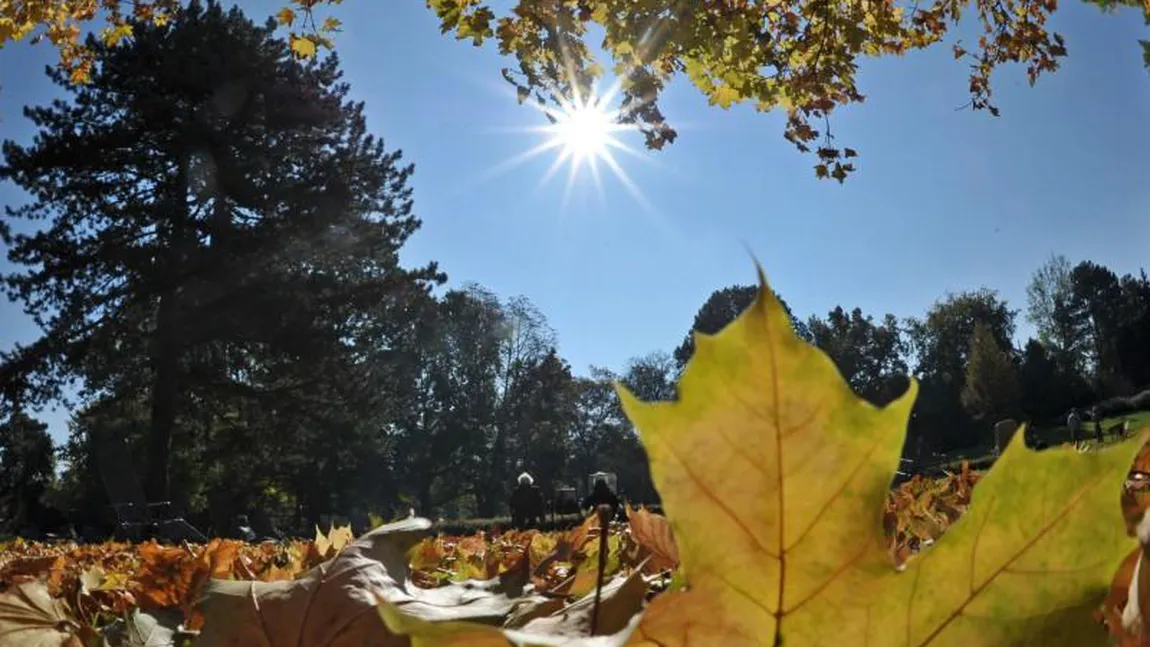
left=0, top=0, right=180, bottom=83
left=382, top=266, right=1150, bottom=647
left=274, top=0, right=343, bottom=62
left=426, top=0, right=1142, bottom=182
left=0, top=1, right=340, bottom=85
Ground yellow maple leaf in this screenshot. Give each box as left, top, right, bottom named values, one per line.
left=275, top=7, right=296, bottom=26
left=379, top=267, right=1147, bottom=647
left=710, top=85, right=741, bottom=109
left=289, top=34, right=317, bottom=58
left=100, top=23, right=134, bottom=47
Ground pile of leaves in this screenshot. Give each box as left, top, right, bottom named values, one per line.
left=406, top=506, right=681, bottom=599
left=0, top=507, right=682, bottom=645
left=884, top=463, right=983, bottom=568
left=0, top=525, right=356, bottom=645
left=0, top=461, right=1145, bottom=645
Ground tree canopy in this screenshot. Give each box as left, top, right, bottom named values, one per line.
left=3, top=1, right=1147, bottom=181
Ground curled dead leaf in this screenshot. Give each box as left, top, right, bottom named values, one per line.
left=198, top=518, right=538, bottom=647
left=624, top=506, right=679, bottom=574
left=0, top=580, right=86, bottom=647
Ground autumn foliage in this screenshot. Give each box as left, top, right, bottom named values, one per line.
left=2, top=274, right=1147, bottom=646
left=4, top=1, right=1149, bottom=181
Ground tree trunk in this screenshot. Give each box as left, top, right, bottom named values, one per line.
left=145, top=162, right=189, bottom=504
left=145, top=290, right=179, bottom=504
left=417, top=480, right=433, bottom=518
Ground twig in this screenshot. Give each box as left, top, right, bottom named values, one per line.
left=590, top=504, right=611, bottom=636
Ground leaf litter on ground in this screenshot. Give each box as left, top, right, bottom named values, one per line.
left=3, top=268, right=1150, bottom=646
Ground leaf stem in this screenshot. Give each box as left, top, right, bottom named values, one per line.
left=590, top=504, right=611, bottom=636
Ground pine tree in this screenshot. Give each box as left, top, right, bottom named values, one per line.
left=0, top=412, right=55, bottom=534
left=0, top=0, right=443, bottom=505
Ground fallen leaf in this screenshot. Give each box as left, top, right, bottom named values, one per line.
left=102, top=609, right=181, bottom=647
left=624, top=506, right=679, bottom=574
left=616, top=271, right=1147, bottom=646
left=197, top=518, right=536, bottom=647
left=517, top=569, right=648, bottom=637
left=615, top=267, right=918, bottom=646
left=872, top=432, right=1143, bottom=646
left=314, top=523, right=355, bottom=560
left=378, top=568, right=649, bottom=646
left=0, top=580, right=85, bottom=647
left=181, top=539, right=240, bottom=631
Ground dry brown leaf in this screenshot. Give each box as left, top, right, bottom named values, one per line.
left=624, top=506, right=679, bottom=574
left=0, top=556, right=67, bottom=593
left=102, top=609, right=181, bottom=647
left=314, top=524, right=355, bottom=560
left=181, top=539, right=240, bottom=631
left=0, top=580, right=86, bottom=647
left=517, top=569, right=648, bottom=638
left=197, top=518, right=538, bottom=647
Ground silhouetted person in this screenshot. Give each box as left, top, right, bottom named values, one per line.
left=1067, top=408, right=1081, bottom=444
left=1090, top=407, right=1103, bottom=444
left=582, top=478, right=620, bottom=520
left=233, top=514, right=256, bottom=542
left=509, top=473, right=544, bottom=529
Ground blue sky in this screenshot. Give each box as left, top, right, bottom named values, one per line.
left=2, top=1, right=1148, bottom=443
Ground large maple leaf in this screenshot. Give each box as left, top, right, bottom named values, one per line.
left=380, top=268, right=1147, bottom=647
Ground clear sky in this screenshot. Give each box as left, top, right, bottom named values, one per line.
left=2, top=1, right=1148, bottom=443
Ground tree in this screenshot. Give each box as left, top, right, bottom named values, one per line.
left=1026, top=255, right=1073, bottom=342
left=513, top=350, right=577, bottom=497
left=480, top=293, right=561, bottom=517
left=391, top=287, right=503, bottom=517
left=0, top=1, right=443, bottom=505
left=806, top=307, right=909, bottom=407
left=960, top=323, right=1021, bottom=425
left=0, top=413, right=56, bottom=534
left=1067, top=261, right=1126, bottom=394
left=906, top=289, right=1017, bottom=450
left=673, top=284, right=808, bottom=373
left=1018, top=338, right=1091, bottom=422
left=907, top=289, right=1016, bottom=387
left=1024, top=255, right=1087, bottom=370
left=569, top=369, right=624, bottom=489
left=425, top=0, right=1145, bottom=181
left=1115, top=272, right=1150, bottom=389
left=623, top=351, right=679, bottom=402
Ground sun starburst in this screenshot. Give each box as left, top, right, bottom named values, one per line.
left=472, top=79, right=651, bottom=211
left=538, top=90, right=630, bottom=175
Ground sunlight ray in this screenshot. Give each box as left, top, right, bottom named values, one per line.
left=599, top=148, right=653, bottom=215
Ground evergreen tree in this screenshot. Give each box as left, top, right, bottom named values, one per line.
left=0, top=0, right=442, bottom=506
left=0, top=412, right=56, bottom=534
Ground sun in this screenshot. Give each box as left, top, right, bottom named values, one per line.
left=465, top=80, right=653, bottom=210
left=543, top=93, right=623, bottom=169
